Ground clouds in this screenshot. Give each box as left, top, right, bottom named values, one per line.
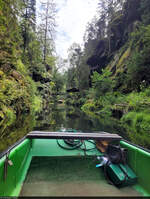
left=37, top=0, right=99, bottom=59
left=55, top=0, right=99, bottom=59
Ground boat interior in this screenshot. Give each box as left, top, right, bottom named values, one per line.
left=0, top=131, right=150, bottom=196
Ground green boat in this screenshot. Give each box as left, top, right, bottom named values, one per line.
left=0, top=130, right=150, bottom=197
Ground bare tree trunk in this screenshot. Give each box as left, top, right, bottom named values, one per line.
left=23, top=0, right=28, bottom=53
left=43, top=1, right=48, bottom=64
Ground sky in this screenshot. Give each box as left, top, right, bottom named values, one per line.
left=37, top=0, right=99, bottom=59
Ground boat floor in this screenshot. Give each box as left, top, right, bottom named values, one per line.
left=20, top=156, right=142, bottom=197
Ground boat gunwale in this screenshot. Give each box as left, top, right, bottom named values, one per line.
left=1, top=132, right=150, bottom=159
left=0, top=136, right=27, bottom=159
left=121, top=139, right=150, bottom=153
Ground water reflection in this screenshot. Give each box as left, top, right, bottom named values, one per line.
left=35, top=104, right=126, bottom=137
left=0, top=114, right=35, bottom=153
left=0, top=104, right=127, bottom=153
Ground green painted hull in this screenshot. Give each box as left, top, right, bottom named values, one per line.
left=0, top=137, right=150, bottom=196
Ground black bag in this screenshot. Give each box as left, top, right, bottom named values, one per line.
left=106, top=144, right=127, bottom=164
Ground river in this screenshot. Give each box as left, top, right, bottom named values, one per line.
left=0, top=103, right=128, bottom=153
left=35, top=104, right=126, bottom=134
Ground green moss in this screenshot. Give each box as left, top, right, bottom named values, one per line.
left=0, top=70, right=4, bottom=77
left=32, top=95, right=42, bottom=113
left=0, top=68, right=42, bottom=135
left=117, top=47, right=131, bottom=68
left=16, top=59, right=28, bottom=75
left=0, top=105, right=16, bottom=137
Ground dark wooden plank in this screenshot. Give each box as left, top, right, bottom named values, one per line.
left=27, top=131, right=122, bottom=141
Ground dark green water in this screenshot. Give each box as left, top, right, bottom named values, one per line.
left=0, top=104, right=127, bottom=153
left=35, top=104, right=126, bottom=135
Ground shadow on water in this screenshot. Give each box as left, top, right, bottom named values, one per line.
left=0, top=114, right=36, bottom=153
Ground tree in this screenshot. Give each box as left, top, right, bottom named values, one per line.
left=38, top=0, right=56, bottom=64
left=140, top=0, right=150, bottom=25
left=67, top=43, right=82, bottom=89
left=0, top=0, right=21, bottom=68
left=78, top=55, right=90, bottom=92
left=0, top=0, right=42, bottom=137
left=21, top=0, right=36, bottom=52
left=92, top=69, right=113, bottom=99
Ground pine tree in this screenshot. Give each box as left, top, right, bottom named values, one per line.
left=21, top=0, right=36, bottom=52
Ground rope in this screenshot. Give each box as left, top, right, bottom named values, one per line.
left=57, top=139, right=96, bottom=152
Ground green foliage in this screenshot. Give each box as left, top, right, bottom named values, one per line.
left=65, top=43, right=90, bottom=92
left=0, top=0, right=59, bottom=141
left=32, top=95, right=42, bottom=113
left=16, top=59, right=28, bottom=74
left=91, top=69, right=114, bottom=99
left=65, top=92, right=81, bottom=107
left=140, top=0, right=150, bottom=25
left=125, top=89, right=150, bottom=111
left=66, top=67, right=77, bottom=89
left=0, top=104, right=16, bottom=136
left=82, top=69, right=116, bottom=117
left=52, top=71, right=65, bottom=93
left=80, top=0, right=150, bottom=149
left=0, top=105, right=16, bottom=126
left=121, top=111, right=150, bottom=147
left=46, top=56, right=56, bottom=68
left=78, top=97, right=86, bottom=106
left=126, top=25, right=150, bottom=90
left=81, top=100, right=96, bottom=113
left=0, top=0, right=21, bottom=67
left=117, top=47, right=131, bottom=68
left=81, top=100, right=100, bottom=115
left=0, top=66, right=42, bottom=132
left=0, top=0, right=43, bottom=134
